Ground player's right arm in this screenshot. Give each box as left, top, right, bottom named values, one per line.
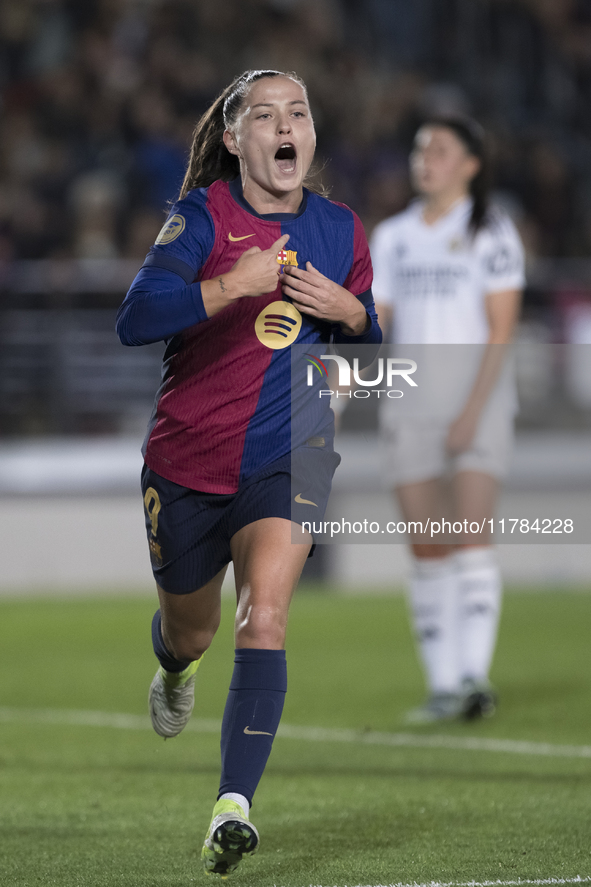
left=116, top=189, right=290, bottom=346
left=200, top=234, right=289, bottom=317
left=445, top=215, right=525, bottom=455
left=117, top=234, right=289, bottom=346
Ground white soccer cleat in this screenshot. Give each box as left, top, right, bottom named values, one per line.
left=148, top=659, right=201, bottom=738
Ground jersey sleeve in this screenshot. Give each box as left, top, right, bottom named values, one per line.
left=142, top=188, right=216, bottom=284
left=116, top=266, right=208, bottom=346
left=341, top=210, right=373, bottom=296
left=333, top=210, right=382, bottom=350
left=116, top=189, right=216, bottom=346
left=481, top=214, right=526, bottom=294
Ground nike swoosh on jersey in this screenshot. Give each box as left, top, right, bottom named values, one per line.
left=228, top=232, right=256, bottom=241
left=243, top=726, right=273, bottom=736
left=294, top=493, right=318, bottom=507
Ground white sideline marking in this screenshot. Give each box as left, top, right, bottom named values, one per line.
left=1, top=707, right=591, bottom=760
left=0, top=707, right=219, bottom=733
left=338, top=880, right=591, bottom=887
left=275, top=724, right=591, bottom=758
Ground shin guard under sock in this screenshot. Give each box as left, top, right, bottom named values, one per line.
left=218, top=648, right=287, bottom=805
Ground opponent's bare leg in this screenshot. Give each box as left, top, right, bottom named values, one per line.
left=451, top=469, right=498, bottom=549
left=395, top=476, right=450, bottom=559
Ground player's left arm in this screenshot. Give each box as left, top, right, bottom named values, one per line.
left=484, top=287, right=522, bottom=344
left=446, top=287, right=522, bottom=455
left=281, top=262, right=373, bottom=335
left=447, top=217, right=525, bottom=455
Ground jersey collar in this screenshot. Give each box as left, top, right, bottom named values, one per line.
left=228, top=177, right=308, bottom=221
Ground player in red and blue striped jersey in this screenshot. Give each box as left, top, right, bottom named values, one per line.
left=116, top=69, right=380, bottom=876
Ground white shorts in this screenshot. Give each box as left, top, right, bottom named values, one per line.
left=380, top=396, right=515, bottom=487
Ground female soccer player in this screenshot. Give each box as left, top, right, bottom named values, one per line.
left=116, top=69, right=380, bottom=875
left=371, top=118, right=524, bottom=724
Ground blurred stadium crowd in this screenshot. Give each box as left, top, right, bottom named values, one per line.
left=1, top=0, right=591, bottom=438
left=3, top=0, right=591, bottom=263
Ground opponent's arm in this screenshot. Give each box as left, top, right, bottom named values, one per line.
left=446, top=288, right=522, bottom=455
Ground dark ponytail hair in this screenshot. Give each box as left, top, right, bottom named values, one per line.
left=419, top=116, right=491, bottom=235
left=179, top=69, right=308, bottom=199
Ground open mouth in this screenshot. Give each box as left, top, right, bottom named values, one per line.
left=274, top=143, right=297, bottom=174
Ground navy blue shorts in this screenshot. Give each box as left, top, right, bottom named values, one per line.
left=141, top=447, right=340, bottom=594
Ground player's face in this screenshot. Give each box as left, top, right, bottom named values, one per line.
left=410, top=126, right=480, bottom=197
left=223, top=76, right=316, bottom=202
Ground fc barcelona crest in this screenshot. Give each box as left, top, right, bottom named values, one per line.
left=276, top=249, right=298, bottom=268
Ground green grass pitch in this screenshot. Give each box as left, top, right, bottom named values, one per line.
left=1, top=586, right=590, bottom=886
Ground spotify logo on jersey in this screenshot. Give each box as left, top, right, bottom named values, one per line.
left=255, top=301, right=302, bottom=349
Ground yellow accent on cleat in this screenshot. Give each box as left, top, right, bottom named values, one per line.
left=201, top=799, right=259, bottom=876
left=162, top=657, right=201, bottom=688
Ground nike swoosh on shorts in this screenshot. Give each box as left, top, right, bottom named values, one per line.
left=294, top=493, right=318, bottom=507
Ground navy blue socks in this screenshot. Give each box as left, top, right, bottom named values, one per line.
left=151, top=619, right=287, bottom=804
left=218, top=649, right=287, bottom=805
left=151, top=609, right=190, bottom=673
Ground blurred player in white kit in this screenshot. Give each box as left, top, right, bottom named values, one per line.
left=371, top=117, right=525, bottom=723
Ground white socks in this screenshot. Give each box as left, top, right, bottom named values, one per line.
left=408, top=547, right=502, bottom=694
left=455, top=547, right=502, bottom=684
left=408, top=556, right=459, bottom=694
left=220, top=792, right=250, bottom=818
